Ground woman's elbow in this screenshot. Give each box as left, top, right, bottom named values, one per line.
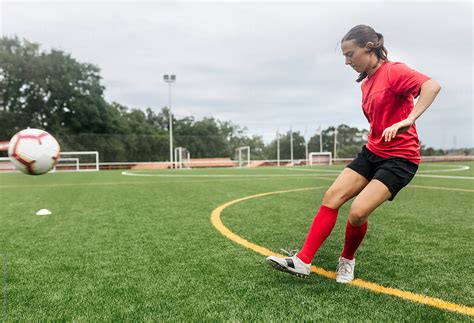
left=430, top=79, right=442, bottom=93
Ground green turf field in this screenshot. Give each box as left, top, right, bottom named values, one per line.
left=0, top=161, right=473, bottom=321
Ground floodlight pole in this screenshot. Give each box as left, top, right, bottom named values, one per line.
left=304, top=126, right=308, bottom=165
left=276, top=129, right=280, bottom=167
left=334, top=126, right=338, bottom=159
left=305, top=141, right=308, bottom=165
left=290, top=128, right=294, bottom=166
left=319, top=127, right=323, bottom=153
left=320, top=132, right=323, bottom=153
left=164, top=74, right=176, bottom=168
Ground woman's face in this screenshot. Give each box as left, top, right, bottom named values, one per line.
left=341, top=40, right=373, bottom=73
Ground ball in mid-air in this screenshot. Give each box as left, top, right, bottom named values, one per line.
left=8, top=128, right=60, bottom=175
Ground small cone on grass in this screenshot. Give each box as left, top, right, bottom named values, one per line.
left=36, top=209, right=52, bottom=215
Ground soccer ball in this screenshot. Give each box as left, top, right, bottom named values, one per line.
left=8, top=128, right=60, bottom=175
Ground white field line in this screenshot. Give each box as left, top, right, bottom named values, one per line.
left=0, top=176, right=337, bottom=189
left=416, top=174, right=474, bottom=180
left=417, top=165, right=470, bottom=173
left=122, top=170, right=474, bottom=180
left=281, top=168, right=342, bottom=174
left=287, top=165, right=471, bottom=174
left=121, top=171, right=338, bottom=178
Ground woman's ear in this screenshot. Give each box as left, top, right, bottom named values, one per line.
left=364, top=42, right=374, bottom=53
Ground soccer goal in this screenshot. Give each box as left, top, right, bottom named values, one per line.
left=174, top=147, right=191, bottom=169
left=52, top=151, right=100, bottom=172
left=308, top=152, right=332, bottom=165
left=236, top=146, right=250, bottom=168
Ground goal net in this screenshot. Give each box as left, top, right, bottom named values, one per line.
left=308, top=152, right=332, bottom=165
left=52, top=151, right=99, bottom=172
left=236, top=146, right=250, bottom=168
left=174, top=147, right=191, bottom=169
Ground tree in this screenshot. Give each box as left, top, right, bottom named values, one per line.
left=0, top=36, right=109, bottom=138
left=265, top=130, right=306, bottom=161
left=307, top=125, right=368, bottom=158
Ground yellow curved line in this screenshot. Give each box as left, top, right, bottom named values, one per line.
left=210, top=187, right=474, bottom=317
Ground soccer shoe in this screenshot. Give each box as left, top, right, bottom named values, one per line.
left=266, top=249, right=311, bottom=278
left=335, top=256, right=356, bottom=283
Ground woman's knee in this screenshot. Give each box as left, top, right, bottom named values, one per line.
left=349, top=205, right=368, bottom=225
left=322, top=188, right=349, bottom=209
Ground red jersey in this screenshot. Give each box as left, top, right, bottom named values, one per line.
left=361, top=61, right=431, bottom=165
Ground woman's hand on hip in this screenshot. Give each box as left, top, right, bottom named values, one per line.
left=381, top=118, right=414, bottom=142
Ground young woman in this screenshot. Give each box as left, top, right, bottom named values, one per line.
left=266, top=25, right=441, bottom=283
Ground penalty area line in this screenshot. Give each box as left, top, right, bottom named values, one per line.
left=210, top=187, right=474, bottom=317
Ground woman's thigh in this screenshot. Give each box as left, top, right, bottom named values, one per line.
left=323, top=167, right=370, bottom=209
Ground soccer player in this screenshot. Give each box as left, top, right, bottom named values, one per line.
left=266, top=25, right=441, bottom=282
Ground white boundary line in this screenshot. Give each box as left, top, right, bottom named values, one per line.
left=417, top=165, right=470, bottom=173
left=286, top=165, right=471, bottom=174
left=415, top=174, right=474, bottom=180
left=122, top=170, right=474, bottom=180
left=121, top=171, right=335, bottom=178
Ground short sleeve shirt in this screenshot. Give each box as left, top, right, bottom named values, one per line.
left=361, top=61, right=431, bottom=165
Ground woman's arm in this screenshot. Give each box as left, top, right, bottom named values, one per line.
left=382, top=79, right=442, bottom=142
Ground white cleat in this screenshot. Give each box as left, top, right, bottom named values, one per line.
left=336, top=256, right=356, bottom=283
left=266, top=250, right=311, bottom=279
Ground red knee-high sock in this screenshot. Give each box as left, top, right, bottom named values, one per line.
left=341, top=220, right=368, bottom=260
left=297, top=205, right=339, bottom=264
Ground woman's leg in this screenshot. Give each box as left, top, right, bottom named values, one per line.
left=296, top=168, right=369, bottom=264
left=340, top=179, right=391, bottom=260
left=336, top=179, right=392, bottom=283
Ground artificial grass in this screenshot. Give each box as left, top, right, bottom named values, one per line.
left=0, top=162, right=472, bottom=320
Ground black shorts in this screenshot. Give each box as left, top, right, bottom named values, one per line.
left=346, top=145, right=418, bottom=201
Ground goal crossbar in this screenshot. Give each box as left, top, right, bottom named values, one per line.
left=309, top=152, right=332, bottom=165
left=53, top=151, right=99, bottom=172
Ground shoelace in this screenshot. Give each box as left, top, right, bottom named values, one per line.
left=280, top=248, right=299, bottom=257
left=336, top=259, right=353, bottom=275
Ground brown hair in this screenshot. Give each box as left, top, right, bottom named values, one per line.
left=341, top=25, right=388, bottom=82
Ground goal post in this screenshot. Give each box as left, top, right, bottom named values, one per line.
left=53, top=151, right=99, bottom=172
left=174, top=147, right=191, bottom=169
left=308, top=152, right=332, bottom=165
left=55, top=158, right=80, bottom=171
left=236, top=146, right=250, bottom=168
left=0, top=151, right=99, bottom=172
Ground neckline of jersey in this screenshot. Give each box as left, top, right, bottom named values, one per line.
left=367, top=60, right=389, bottom=80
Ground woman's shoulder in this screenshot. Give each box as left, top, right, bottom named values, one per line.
left=383, top=61, right=416, bottom=84
left=385, top=61, right=412, bottom=72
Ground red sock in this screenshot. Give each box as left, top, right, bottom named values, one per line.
left=297, top=205, right=338, bottom=264
left=341, top=220, right=368, bottom=260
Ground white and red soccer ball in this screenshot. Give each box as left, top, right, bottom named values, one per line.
left=8, top=128, right=60, bottom=175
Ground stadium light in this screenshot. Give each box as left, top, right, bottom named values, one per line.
left=164, top=74, right=176, bottom=168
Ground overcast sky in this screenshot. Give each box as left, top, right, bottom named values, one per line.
left=1, top=0, right=472, bottom=149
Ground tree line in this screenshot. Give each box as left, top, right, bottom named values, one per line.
left=0, top=36, right=447, bottom=162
